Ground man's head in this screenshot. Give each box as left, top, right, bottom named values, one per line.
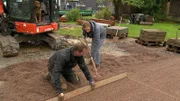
left=82, top=21, right=91, bottom=33
left=74, top=42, right=88, bottom=56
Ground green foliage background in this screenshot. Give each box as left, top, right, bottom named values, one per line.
left=95, top=7, right=112, bottom=20
left=66, top=8, right=81, bottom=21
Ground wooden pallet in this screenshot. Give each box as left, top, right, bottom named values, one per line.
left=166, top=38, right=180, bottom=53
left=60, top=17, right=67, bottom=22
left=135, top=38, right=166, bottom=46
left=139, top=21, right=153, bottom=25
left=140, top=29, right=166, bottom=43
left=107, top=33, right=128, bottom=39
left=106, top=26, right=128, bottom=39
left=167, top=45, right=180, bottom=53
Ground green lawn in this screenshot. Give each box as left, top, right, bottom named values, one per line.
left=57, top=21, right=180, bottom=40
left=81, top=15, right=95, bottom=20
left=119, top=22, right=180, bottom=40
left=57, top=25, right=82, bottom=38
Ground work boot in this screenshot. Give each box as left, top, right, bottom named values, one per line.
left=96, top=64, right=100, bottom=69
left=44, top=72, right=51, bottom=82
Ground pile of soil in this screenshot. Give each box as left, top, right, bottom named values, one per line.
left=0, top=38, right=175, bottom=101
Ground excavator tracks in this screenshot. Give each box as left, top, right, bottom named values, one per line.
left=0, top=35, right=19, bottom=57
left=42, top=33, right=69, bottom=50
left=0, top=33, right=69, bottom=57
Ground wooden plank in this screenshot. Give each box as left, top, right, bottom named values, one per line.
left=46, top=72, right=127, bottom=101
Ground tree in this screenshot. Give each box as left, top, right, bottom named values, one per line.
left=122, top=0, right=168, bottom=20
left=113, top=0, right=122, bottom=19
left=104, top=0, right=167, bottom=20
left=122, top=0, right=144, bottom=8
left=97, top=0, right=105, bottom=4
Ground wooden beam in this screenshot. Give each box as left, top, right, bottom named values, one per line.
left=47, top=72, right=127, bottom=101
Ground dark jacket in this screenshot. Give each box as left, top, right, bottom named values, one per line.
left=48, top=47, right=92, bottom=94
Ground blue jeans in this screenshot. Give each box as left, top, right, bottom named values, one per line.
left=91, top=38, right=105, bottom=65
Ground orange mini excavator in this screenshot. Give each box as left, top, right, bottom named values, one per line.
left=0, top=0, right=66, bottom=57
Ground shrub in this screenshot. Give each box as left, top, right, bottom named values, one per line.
left=95, top=7, right=112, bottom=19
left=154, top=10, right=166, bottom=21
left=66, top=8, right=81, bottom=21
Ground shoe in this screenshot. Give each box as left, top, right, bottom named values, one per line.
left=96, top=64, right=100, bottom=69
left=44, top=72, right=51, bottom=82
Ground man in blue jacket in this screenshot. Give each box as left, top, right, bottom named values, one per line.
left=82, top=21, right=106, bottom=68
left=45, top=42, right=95, bottom=101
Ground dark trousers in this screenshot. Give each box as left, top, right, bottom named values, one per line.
left=46, top=69, right=80, bottom=85
left=61, top=70, right=80, bottom=84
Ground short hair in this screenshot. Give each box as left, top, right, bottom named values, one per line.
left=74, top=42, right=87, bottom=52
left=82, top=21, right=91, bottom=29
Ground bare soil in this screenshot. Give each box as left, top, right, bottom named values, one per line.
left=67, top=56, right=180, bottom=101
left=0, top=38, right=179, bottom=101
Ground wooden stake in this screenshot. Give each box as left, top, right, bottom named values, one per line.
left=46, top=72, right=127, bottom=101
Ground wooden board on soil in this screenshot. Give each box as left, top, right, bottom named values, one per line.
left=47, top=72, right=127, bottom=101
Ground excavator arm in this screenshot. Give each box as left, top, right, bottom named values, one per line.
left=0, top=0, right=4, bottom=15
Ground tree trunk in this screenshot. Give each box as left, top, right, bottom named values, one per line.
left=113, top=0, right=122, bottom=20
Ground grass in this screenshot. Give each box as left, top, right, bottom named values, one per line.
left=81, top=15, right=95, bottom=20
left=57, top=21, right=180, bottom=40
left=56, top=16, right=95, bottom=37
left=119, top=22, right=180, bottom=40
left=57, top=25, right=82, bottom=38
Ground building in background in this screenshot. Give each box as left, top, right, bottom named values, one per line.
left=58, top=0, right=107, bottom=11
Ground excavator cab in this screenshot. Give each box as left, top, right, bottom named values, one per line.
left=5, top=0, right=60, bottom=34
left=0, top=0, right=67, bottom=57
left=7, top=0, right=59, bottom=23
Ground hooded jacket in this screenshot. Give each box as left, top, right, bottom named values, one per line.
left=82, top=21, right=106, bottom=39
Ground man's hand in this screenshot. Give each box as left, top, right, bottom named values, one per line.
left=89, top=80, right=95, bottom=90
left=58, top=93, right=64, bottom=101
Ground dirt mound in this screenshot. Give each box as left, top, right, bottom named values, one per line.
left=0, top=54, right=126, bottom=101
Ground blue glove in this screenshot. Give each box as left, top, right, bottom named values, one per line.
left=89, top=79, right=94, bottom=85
left=89, top=79, right=95, bottom=90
